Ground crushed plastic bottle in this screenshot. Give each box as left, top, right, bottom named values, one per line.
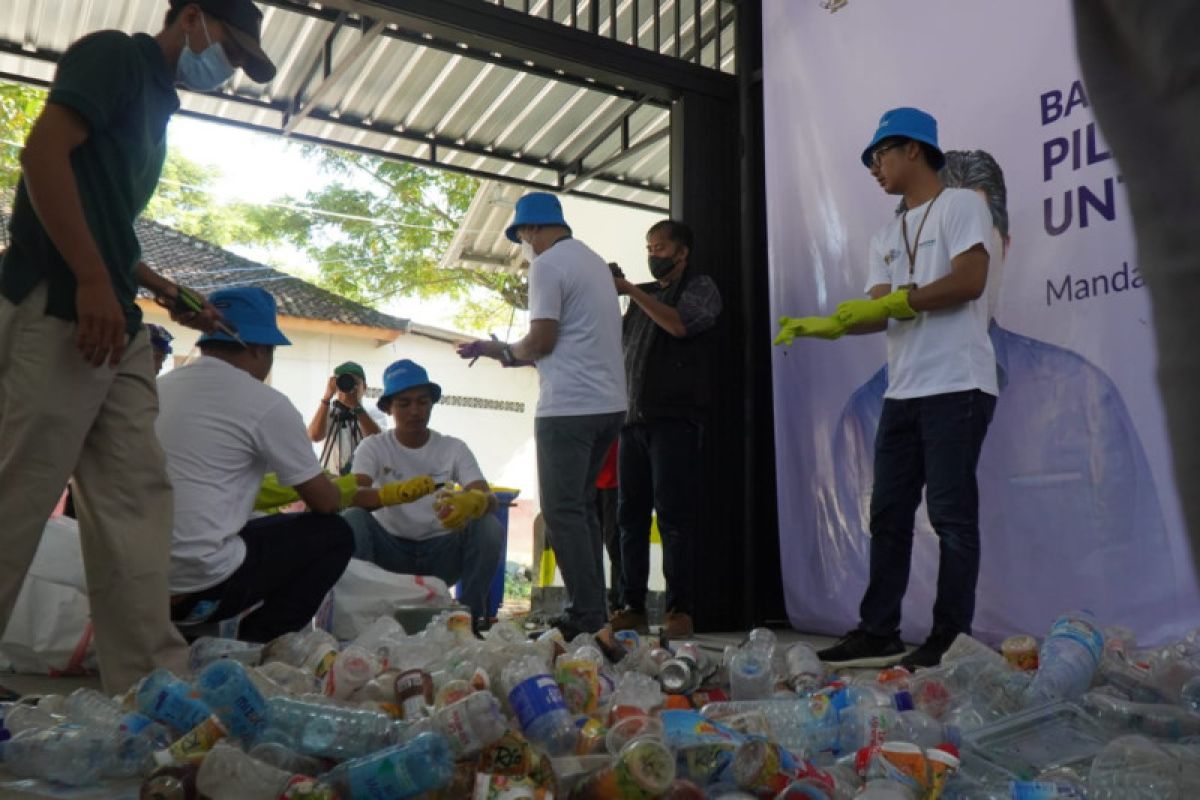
left=0, top=724, right=116, bottom=785
left=196, top=659, right=269, bottom=744
left=136, top=670, right=214, bottom=734
left=1081, top=690, right=1200, bottom=739
left=195, top=740, right=300, bottom=800
left=319, top=731, right=454, bottom=799
left=1024, top=612, right=1105, bottom=707
left=784, top=642, right=823, bottom=694
left=503, top=652, right=579, bottom=755
left=261, top=695, right=399, bottom=760
left=1088, top=734, right=1200, bottom=799
left=66, top=688, right=172, bottom=776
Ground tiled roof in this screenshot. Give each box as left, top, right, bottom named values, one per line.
left=1, top=212, right=410, bottom=332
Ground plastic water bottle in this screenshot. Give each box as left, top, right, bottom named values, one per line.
left=836, top=705, right=902, bottom=753
left=1024, top=612, right=1104, bottom=707
left=409, top=690, right=508, bottom=758
left=137, top=669, right=213, bottom=733
left=502, top=652, right=579, bottom=755
left=326, top=644, right=380, bottom=700
left=2, top=702, right=62, bottom=734
left=188, top=637, right=263, bottom=673
left=66, top=688, right=171, bottom=776
left=701, top=697, right=840, bottom=756
left=1080, top=690, right=1200, bottom=739
left=320, top=731, right=454, bottom=799
left=0, top=725, right=115, bottom=785
left=261, top=696, right=397, bottom=759
left=195, top=740, right=296, bottom=800
left=351, top=616, right=407, bottom=670
left=1088, top=734, right=1200, bottom=799
left=730, top=649, right=774, bottom=700
left=196, top=659, right=269, bottom=744
left=784, top=642, right=823, bottom=694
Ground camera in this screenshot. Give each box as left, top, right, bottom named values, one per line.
left=335, top=373, right=358, bottom=393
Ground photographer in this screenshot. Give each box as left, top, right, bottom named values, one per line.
left=307, top=361, right=386, bottom=475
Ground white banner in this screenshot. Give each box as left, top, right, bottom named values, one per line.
left=764, top=0, right=1200, bottom=644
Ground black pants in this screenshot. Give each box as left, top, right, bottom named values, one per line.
left=596, top=487, right=620, bottom=611
left=171, top=512, right=354, bottom=643
left=617, top=418, right=703, bottom=615
left=859, top=390, right=995, bottom=638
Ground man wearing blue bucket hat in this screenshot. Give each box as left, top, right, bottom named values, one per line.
left=775, top=108, right=998, bottom=668
left=457, top=192, right=626, bottom=638
left=155, top=287, right=368, bottom=643
left=342, top=358, right=503, bottom=627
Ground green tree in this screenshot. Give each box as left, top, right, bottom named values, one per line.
left=254, top=148, right=528, bottom=323
left=0, top=79, right=262, bottom=248
left=0, top=82, right=47, bottom=192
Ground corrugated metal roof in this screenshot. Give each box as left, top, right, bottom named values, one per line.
left=0, top=0, right=736, bottom=212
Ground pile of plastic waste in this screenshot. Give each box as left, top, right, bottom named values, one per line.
left=2, top=609, right=1200, bottom=799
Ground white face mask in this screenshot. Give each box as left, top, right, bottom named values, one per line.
left=177, top=14, right=236, bottom=91
left=519, top=240, right=536, bottom=264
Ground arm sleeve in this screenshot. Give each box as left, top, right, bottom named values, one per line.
left=349, top=437, right=381, bottom=484
left=528, top=260, right=564, bottom=322
left=677, top=276, right=723, bottom=336
left=450, top=439, right=487, bottom=488
left=865, top=230, right=891, bottom=293
left=253, top=399, right=324, bottom=488
left=943, top=190, right=993, bottom=261
left=47, top=32, right=140, bottom=132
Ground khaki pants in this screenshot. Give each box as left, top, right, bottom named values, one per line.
left=0, top=284, right=187, bottom=693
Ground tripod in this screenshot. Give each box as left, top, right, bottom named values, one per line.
left=319, top=401, right=363, bottom=475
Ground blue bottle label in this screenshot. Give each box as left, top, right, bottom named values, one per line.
left=152, top=687, right=211, bottom=731
left=508, top=675, right=568, bottom=730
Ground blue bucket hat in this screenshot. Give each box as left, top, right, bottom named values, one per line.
left=861, top=107, right=945, bottom=170
left=505, top=192, right=571, bottom=243
left=378, top=358, right=442, bottom=412
left=197, top=286, right=291, bottom=346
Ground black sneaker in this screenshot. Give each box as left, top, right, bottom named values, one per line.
left=817, top=629, right=906, bottom=667
left=900, top=628, right=960, bottom=670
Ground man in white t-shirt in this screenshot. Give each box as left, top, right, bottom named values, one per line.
left=458, top=193, right=627, bottom=637
left=157, top=288, right=436, bottom=642
left=341, top=358, right=503, bottom=627
left=775, top=108, right=997, bottom=669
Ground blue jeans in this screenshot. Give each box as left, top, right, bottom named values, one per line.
left=617, top=418, right=704, bottom=615
left=340, top=508, right=503, bottom=622
left=535, top=412, right=625, bottom=632
left=859, top=390, right=996, bottom=638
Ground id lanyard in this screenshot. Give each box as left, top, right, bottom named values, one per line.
left=899, top=189, right=943, bottom=290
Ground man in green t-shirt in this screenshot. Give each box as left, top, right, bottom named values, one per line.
left=0, top=0, right=275, bottom=694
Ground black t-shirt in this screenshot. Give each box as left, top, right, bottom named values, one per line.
left=0, top=31, right=179, bottom=333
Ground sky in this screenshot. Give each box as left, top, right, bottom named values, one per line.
left=166, top=116, right=661, bottom=336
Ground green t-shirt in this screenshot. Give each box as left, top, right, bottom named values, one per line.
left=0, top=31, right=179, bottom=333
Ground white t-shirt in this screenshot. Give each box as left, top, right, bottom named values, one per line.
left=156, top=357, right=324, bottom=593
left=865, top=187, right=998, bottom=400
left=351, top=430, right=486, bottom=541
left=527, top=238, right=628, bottom=417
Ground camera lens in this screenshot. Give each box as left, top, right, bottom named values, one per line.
left=335, top=373, right=357, bottom=392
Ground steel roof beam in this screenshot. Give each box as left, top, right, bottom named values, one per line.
left=310, top=0, right=736, bottom=102
left=558, top=94, right=651, bottom=181
left=283, top=13, right=387, bottom=135
left=560, top=124, right=668, bottom=191
left=254, top=0, right=660, bottom=107
left=173, top=108, right=668, bottom=213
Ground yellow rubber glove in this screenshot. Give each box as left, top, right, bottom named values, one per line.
left=256, top=473, right=362, bottom=512
left=773, top=315, right=848, bottom=346
left=378, top=476, right=438, bottom=506
left=434, top=489, right=491, bottom=530
left=834, top=289, right=917, bottom=327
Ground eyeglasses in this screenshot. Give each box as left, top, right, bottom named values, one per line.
left=869, top=141, right=904, bottom=168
